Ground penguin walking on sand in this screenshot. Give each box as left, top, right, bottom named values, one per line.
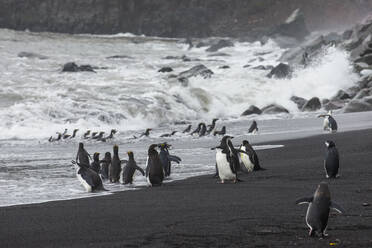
left=318, top=112, right=337, bottom=132
left=248, top=120, right=258, bottom=134
left=109, top=145, right=122, bottom=183
left=159, top=143, right=182, bottom=177
left=146, top=144, right=164, bottom=186
left=296, top=182, right=344, bottom=237
left=213, top=126, right=226, bottom=136
left=324, top=141, right=339, bottom=178
left=72, top=160, right=106, bottom=192
left=76, top=143, right=91, bottom=166
left=122, top=151, right=145, bottom=184
left=90, top=152, right=101, bottom=174
left=239, top=140, right=265, bottom=172
left=213, top=136, right=247, bottom=183
left=99, top=152, right=111, bottom=180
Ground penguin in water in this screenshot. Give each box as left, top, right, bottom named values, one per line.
left=83, top=130, right=91, bottom=139
left=324, top=141, right=339, bottom=178
left=318, top=111, right=337, bottom=132
left=296, top=182, right=344, bottom=237
left=99, top=129, right=117, bottom=142
left=213, top=126, right=226, bottom=136
left=160, top=131, right=178, bottom=137
left=75, top=143, right=91, bottom=166
left=122, top=151, right=145, bottom=184
left=206, top=118, right=219, bottom=135
left=48, top=132, right=62, bottom=142
left=90, top=152, right=101, bottom=174
left=109, top=145, right=122, bottom=183
left=72, top=160, right=106, bottom=192
left=212, top=136, right=247, bottom=183
left=145, top=144, right=164, bottom=186
left=92, top=131, right=105, bottom=140
left=199, top=123, right=207, bottom=137
left=69, top=129, right=79, bottom=139
left=190, top=123, right=202, bottom=136
left=239, top=140, right=265, bottom=172
left=182, top=124, right=192, bottom=133
left=158, top=143, right=182, bottom=177
left=248, top=120, right=258, bottom=134
left=99, top=152, right=111, bottom=180
left=140, top=128, right=152, bottom=138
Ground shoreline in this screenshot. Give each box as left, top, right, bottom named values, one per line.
left=1, top=128, right=372, bottom=247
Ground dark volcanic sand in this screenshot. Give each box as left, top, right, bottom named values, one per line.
left=1, top=129, right=372, bottom=248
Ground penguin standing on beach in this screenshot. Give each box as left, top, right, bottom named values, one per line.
left=324, top=141, right=339, bottom=178
left=159, top=143, right=182, bottom=177
left=90, top=152, right=101, bottom=174
left=318, top=112, right=337, bottom=132
left=248, top=120, right=258, bottom=134
left=76, top=143, right=91, bottom=166
left=122, top=151, right=145, bottom=184
left=213, top=136, right=245, bottom=183
left=109, top=145, right=122, bottom=183
left=239, top=140, right=265, bottom=172
left=72, top=160, right=105, bottom=192
left=146, top=144, right=164, bottom=186
left=296, top=182, right=344, bottom=237
left=100, top=152, right=111, bottom=180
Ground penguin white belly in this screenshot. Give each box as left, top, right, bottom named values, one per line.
left=240, top=146, right=254, bottom=172
left=216, top=150, right=236, bottom=180
left=323, top=117, right=330, bottom=131
left=145, top=156, right=152, bottom=186
left=76, top=172, right=92, bottom=192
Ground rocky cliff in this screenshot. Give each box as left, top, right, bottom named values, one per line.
left=0, top=0, right=371, bottom=37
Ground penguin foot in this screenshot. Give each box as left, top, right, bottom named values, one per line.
left=220, top=180, right=225, bottom=184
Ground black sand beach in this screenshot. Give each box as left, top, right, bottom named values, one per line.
left=1, top=129, right=372, bottom=248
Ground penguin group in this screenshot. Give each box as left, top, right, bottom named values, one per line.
left=72, top=141, right=182, bottom=191
left=49, top=129, right=117, bottom=143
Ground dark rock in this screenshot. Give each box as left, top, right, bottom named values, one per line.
left=267, top=63, right=292, bottom=79
left=346, top=86, right=362, bottom=99
left=269, top=9, right=309, bottom=41
left=219, top=65, right=230, bottom=69
left=342, top=29, right=353, bottom=40
left=243, top=65, right=251, bottom=68
left=290, top=96, right=307, bottom=109
left=207, top=52, right=231, bottom=57
left=252, top=65, right=267, bottom=70
left=343, top=97, right=372, bottom=113
left=18, top=51, right=48, bottom=59
left=158, top=67, right=173, bottom=73
left=355, top=54, right=372, bottom=65
left=241, top=105, right=262, bottom=116
left=62, top=62, right=79, bottom=72
left=353, top=88, right=372, bottom=99
left=196, top=42, right=207, bottom=48
left=323, top=101, right=345, bottom=111
left=181, top=55, right=192, bottom=62
left=206, top=39, right=234, bottom=52
left=163, top=56, right=179, bottom=60
left=79, top=65, right=95, bottom=72
left=106, top=55, right=133, bottom=59
left=261, top=104, right=289, bottom=114
left=301, top=97, right=321, bottom=111
left=178, top=64, right=214, bottom=79
left=258, top=57, right=264, bottom=62
left=331, top=90, right=351, bottom=101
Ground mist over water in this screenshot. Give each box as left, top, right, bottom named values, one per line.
left=0, top=29, right=358, bottom=140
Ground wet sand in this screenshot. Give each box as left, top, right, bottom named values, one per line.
left=1, top=129, right=372, bottom=248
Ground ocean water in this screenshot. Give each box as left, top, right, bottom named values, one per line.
left=0, top=28, right=369, bottom=207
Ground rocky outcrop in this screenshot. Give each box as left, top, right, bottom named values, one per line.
left=261, top=104, right=289, bottom=114
left=206, top=39, right=234, bottom=52
left=0, top=1, right=371, bottom=38
left=62, top=62, right=96, bottom=72
left=241, top=105, right=262, bottom=116
left=301, top=97, right=321, bottom=111
left=178, top=64, right=214, bottom=79
left=158, top=67, right=173, bottom=73
left=267, top=63, right=292, bottom=79
left=290, top=96, right=307, bottom=109
left=343, top=96, right=372, bottom=113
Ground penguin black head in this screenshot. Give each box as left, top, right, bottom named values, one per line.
left=220, top=135, right=233, bottom=145
left=73, top=129, right=79, bottom=133
left=93, top=152, right=100, bottom=161
left=325, top=140, right=336, bottom=148
left=111, top=129, right=117, bottom=134
left=212, top=118, right=219, bottom=123
left=148, top=144, right=158, bottom=153
left=104, top=152, right=111, bottom=160
left=171, top=131, right=177, bottom=135
left=315, top=182, right=331, bottom=199
left=113, top=145, right=119, bottom=154
left=79, top=142, right=84, bottom=149
left=127, top=151, right=134, bottom=159
left=242, top=140, right=250, bottom=146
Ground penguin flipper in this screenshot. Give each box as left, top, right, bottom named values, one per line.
left=136, top=166, right=145, bottom=176
left=295, top=197, right=313, bottom=205
left=330, top=201, right=345, bottom=214
left=168, top=155, right=181, bottom=163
